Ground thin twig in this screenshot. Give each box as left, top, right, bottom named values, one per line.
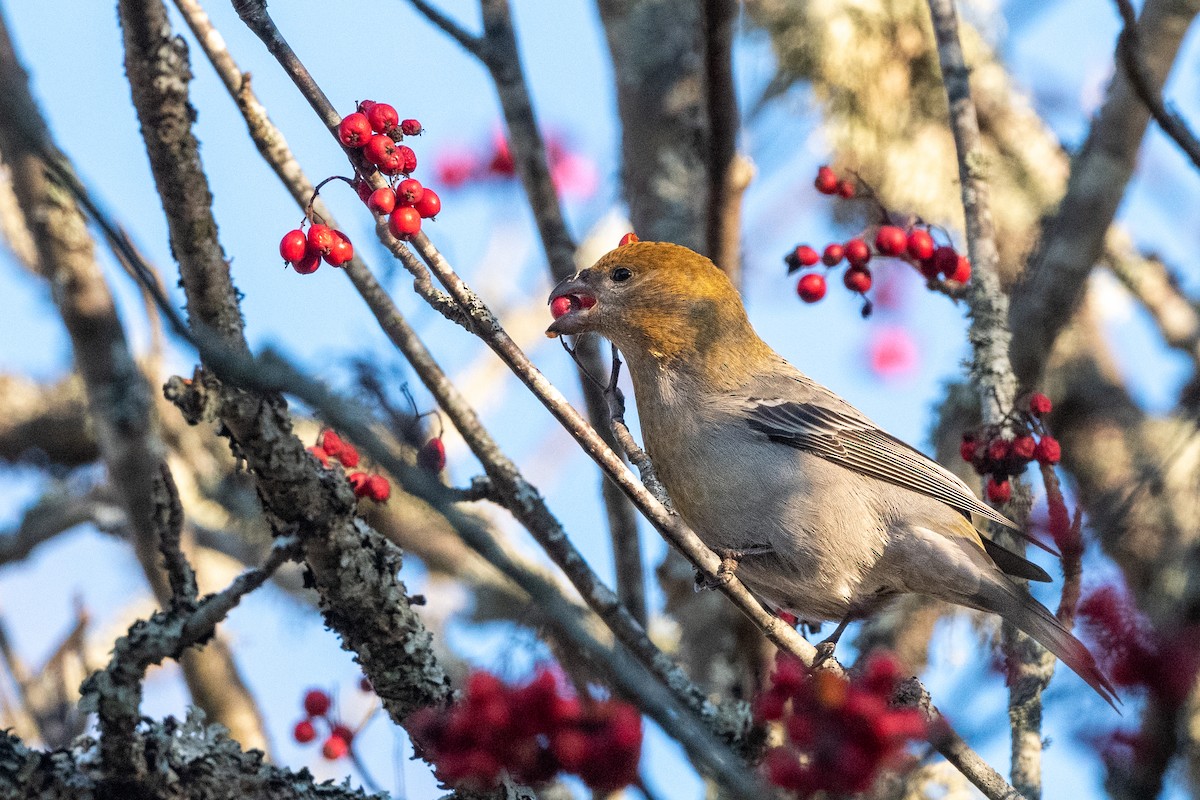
left=434, top=0, right=648, bottom=626
left=1113, top=0, right=1200, bottom=170
left=153, top=464, right=197, bottom=604
left=404, top=0, right=483, bottom=55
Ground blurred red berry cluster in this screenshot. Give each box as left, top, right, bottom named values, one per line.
left=406, top=669, right=643, bottom=792
left=1078, top=584, right=1200, bottom=703
left=291, top=686, right=371, bottom=761
left=756, top=653, right=925, bottom=797
left=434, top=130, right=597, bottom=199
left=309, top=430, right=390, bottom=503
left=787, top=166, right=971, bottom=316
left=959, top=392, right=1061, bottom=504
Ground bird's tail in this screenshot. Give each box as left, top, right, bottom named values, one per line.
left=975, top=578, right=1120, bottom=710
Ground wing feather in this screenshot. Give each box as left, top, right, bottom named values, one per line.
left=744, top=399, right=1058, bottom=553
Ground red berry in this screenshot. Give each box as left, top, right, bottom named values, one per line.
left=279, top=229, right=307, bottom=263
left=355, top=179, right=372, bottom=203
left=906, top=229, right=935, bottom=261
left=1036, top=436, right=1062, bottom=465
left=337, top=112, right=372, bottom=148
left=337, top=443, right=359, bottom=468
left=320, top=429, right=345, bottom=459
left=618, top=232, right=639, bottom=247
left=844, top=238, right=871, bottom=267
left=330, top=724, right=354, bottom=745
left=400, top=118, right=423, bottom=136
left=347, top=472, right=370, bottom=496
left=323, top=231, right=353, bottom=267
left=822, top=243, right=844, bottom=267
left=837, top=179, right=855, bottom=198
left=363, top=134, right=398, bottom=167
left=418, top=437, right=446, bottom=472
left=550, top=295, right=574, bottom=319
left=552, top=729, right=590, bottom=772
left=814, top=165, right=838, bottom=194
left=959, top=436, right=977, bottom=463
left=397, top=145, right=417, bottom=174
left=365, top=474, right=390, bottom=502
left=1011, top=435, right=1037, bottom=461
left=321, top=734, right=350, bottom=760
left=307, top=224, right=335, bottom=255
left=356, top=99, right=378, bottom=115
left=947, top=255, right=971, bottom=283
left=396, top=178, right=424, bottom=206
left=364, top=102, right=399, bottom=134
left=932, top=246, right=958, bottom=277
left=293, top=719, right=316, bottom=743
left=1029, top=392, right=1053, bottom=416
left=292, top=251, right=321, bottom=275
left=917, top=256, right=941, bottom=280
left=874, top=226, right=906, bottom=257
left=367, top=187, right=397, bottom=215
left=414, top=188, right=441, bottom=219
left=987, top=437, right=1011, bottom=462
left=796, top=273, right=827, bottom=303
left=308, top=445, right=330, bottom=467
left=388, top=206, right=422, bottom=240
left=843, top=266, right=872, bottom=293
left=986, top=476, right=1012, bottom=504
left=303, top=689, right=331, bottom=717
left=794, top=245, right=820, bottom=267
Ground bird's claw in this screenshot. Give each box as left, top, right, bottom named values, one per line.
left=812, top=639, right=839, bottom=667
left=694, top=546, right=772, bottom=591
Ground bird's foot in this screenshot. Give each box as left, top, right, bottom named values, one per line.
left=694, top=545, right=772, bottom=591
left=810, top=616, right=853, bottom=667
left=812, top=638, right=839, bottom=667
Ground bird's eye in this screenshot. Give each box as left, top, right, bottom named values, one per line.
left=611, top=267, right=632, bottom=282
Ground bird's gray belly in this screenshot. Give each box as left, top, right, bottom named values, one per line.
left=649, top=428, right=891, bottom=621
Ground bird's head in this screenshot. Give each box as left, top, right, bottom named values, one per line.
left=546, top=241, right=761, bottom=369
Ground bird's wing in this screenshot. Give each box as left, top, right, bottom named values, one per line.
left=742, top=391, right=1056, bottom=554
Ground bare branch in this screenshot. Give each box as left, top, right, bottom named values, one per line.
left=1010, top=0, right=1200, bottom=384
left=1114, top=0, right=1200, bottom=170
left=404, top=0, right=483, bottom=56
left=411, top=0, right=649, bottom=626
left=1103, top=238, right=1200, bottom=368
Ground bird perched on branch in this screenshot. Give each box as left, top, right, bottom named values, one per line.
left=546, top=240, right=1116, bottom=707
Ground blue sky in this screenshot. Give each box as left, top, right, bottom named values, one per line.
left=1, top=0, right=1197, bottom=797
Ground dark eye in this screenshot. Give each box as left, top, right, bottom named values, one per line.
left=611, top=267, right=632, bottom=282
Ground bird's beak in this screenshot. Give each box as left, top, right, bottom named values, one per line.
left=546, top=271, right=598, bottom=338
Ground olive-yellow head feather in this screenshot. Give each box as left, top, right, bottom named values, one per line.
left=546, top=242, right=771, bottom=376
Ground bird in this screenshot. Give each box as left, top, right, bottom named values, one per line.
left=545, top=240, right=1117, bottom=706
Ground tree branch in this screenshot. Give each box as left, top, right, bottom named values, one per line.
left=1114, top=0, right=1200, bottom=170
left=1010, top=0, right=1200, bottom=384
left=926, top=1, right=1052, bottom=795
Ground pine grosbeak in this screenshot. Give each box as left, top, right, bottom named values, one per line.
left=547, top=241, right=1115, bottom=706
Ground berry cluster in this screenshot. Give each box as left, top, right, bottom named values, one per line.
left=338, top=101, right=440, bottom=242
left=406, top=669, right=643, bottom=792
left=958, top=393, right=1060, bottom=504
left=279, top=223, right=354, bottom=275
left=1078, top=585, right=1200, bottom=704
left=291, top=688, right=364, bottom=761
left=435, top=131, right=597, bottom=199
left=786, top=166, right=971, bottom=315
left=756, top=653, right=925, bottom=797
left=309, top=430, right=391, bottom=503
